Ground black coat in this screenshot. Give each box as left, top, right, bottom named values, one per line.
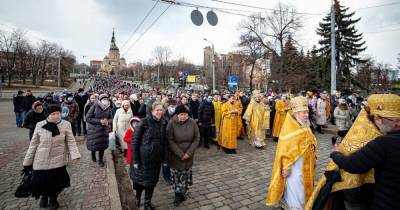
left=130, top=116, right=167, bottom=187
left=13, top=95, right=25, bottom=112
left=85, top=103, right=112, bottom=151
left=130, top=101, right=141, bottom=117
left=23, top=110, right=47, bottom=131
left=239, top=96, right=250, bottom=117
left=198, top=101, right=215, bottom=128
left=137, top=103, right=147, bottom=119
left=330, top=131, right=400, bottom=210
left=189, top=100, right=200, bottom=120
left=74, top=94, right=88, bottom=117
left=24, top=95, right=36, bottom=111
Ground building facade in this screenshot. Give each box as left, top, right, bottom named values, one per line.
left=97, top=30, right=127, bottom=76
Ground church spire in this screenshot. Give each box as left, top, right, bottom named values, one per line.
left=110, top=28, right=119, bottom=51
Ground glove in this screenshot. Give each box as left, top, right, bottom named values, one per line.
left=22, top=165, right=33, bottom=174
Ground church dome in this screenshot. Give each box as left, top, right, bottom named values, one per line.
left=120, top=57, right=126, bottom=60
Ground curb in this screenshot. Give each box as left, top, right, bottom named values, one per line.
left=106, top=150, right=123, bottom=210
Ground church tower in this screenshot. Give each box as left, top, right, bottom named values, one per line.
left=99, top=29, right=127, bottom=76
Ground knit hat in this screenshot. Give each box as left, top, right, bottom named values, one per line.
left=47, top=104, right=61, bottom=114
left=175, top=105, right=190, bottom=115
left=130, top=117, right=141, bottom=128
left=32, top=101, right=43, bottom=110
left=167, top=98, right=177, bottom=106
left=99, top=94, right=109, bottom=101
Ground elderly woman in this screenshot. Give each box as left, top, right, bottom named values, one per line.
left=23, top=105, right=81, bottom=209
left=113, top=100, right=133, bottom=156
left=130, top=102, right=167, bottom=210
left=167, top=105, right=200, bottom=206
left=86, top=94, right=112, bottom=167
left=333, top=98, right=352, bottom=141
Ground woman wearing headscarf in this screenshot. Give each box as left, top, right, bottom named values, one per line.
left=167, top=105, right=200, bottom=206
left=113, top=100, right=133, bottom=156
left=130, top=102, right=167, bottom=210
left=23, top=101, right=47, bottom=140
left=86, top=94, right=112, bottom=167
left=23, top=105, right=81, bottom=209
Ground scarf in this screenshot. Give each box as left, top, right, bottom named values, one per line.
left=42, top=120, right=61, bottom=137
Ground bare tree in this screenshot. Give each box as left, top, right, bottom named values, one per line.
left=238, top=30, right=264, bottom=92
left=0, top=29, right=27, bottom=87
left=152, top=46, right=172, bottom=87
left=239, top=3, right=302, bottom=93
left=37, top=40, right=57, bottom=86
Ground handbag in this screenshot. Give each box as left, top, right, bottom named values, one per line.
left=15, top=169, right=34, bottom=198
left=108, top=131, right=117, bottom=150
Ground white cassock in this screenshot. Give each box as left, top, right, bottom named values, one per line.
left=316, top=99, right=327, bottom=126
left=282, top=156, right=305, bottom=210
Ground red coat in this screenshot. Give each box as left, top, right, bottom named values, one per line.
left=123, top=128, right=134, bottom=164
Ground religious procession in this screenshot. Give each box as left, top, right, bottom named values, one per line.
left=11, top=75, right=400, bottom=210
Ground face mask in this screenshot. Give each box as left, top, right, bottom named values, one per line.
left=207, top=99, right=213, bottom=103
left=168, top=107, right=176, bottom=114
left=101, top=99, right=110, bottom=106
left=67, top=97, right=73, bottom=102
left=48, top=117, right=61, bottom=123
left=61, top=113, right=68, bottom=118
left=115, top=104, right=121, bottom=108
left=78, top=92, right=84, bottom=96
left=90, top=99, right=96, bottom=103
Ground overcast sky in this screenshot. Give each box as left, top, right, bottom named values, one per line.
left=0, top=0, right=399, bottom=68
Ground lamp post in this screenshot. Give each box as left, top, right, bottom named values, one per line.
left=204, top=38, right=216, bottom=92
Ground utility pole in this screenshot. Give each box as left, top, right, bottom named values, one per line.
left=157, top=64, right=160, bottom=84
left=204, top=38, right=216, bottom=92
left=330, top=0, right=336, bottom=95
left=57, top=56, right=61, bottom=87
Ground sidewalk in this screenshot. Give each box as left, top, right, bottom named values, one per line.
left=0, top=101, right=121, bottom=210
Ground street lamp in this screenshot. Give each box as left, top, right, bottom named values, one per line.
left=204, top=38, right=216, bottom=92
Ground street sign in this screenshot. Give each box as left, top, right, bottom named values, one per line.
left=191, top=9, right=203, bottom=26
left=183, top=71, right=189, bottom=78
left=228, top=76, right=238, bottom=88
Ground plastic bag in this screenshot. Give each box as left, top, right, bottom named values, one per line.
left=108, top=131, right=117, bottom=150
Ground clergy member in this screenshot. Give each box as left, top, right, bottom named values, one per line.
left=243, top=90, right=270, bottom=148
left=266, top=96, right=317, bottom=210
left=272, top=95, right=290, bottom=142
left=218, top=94, right=240, bottom=154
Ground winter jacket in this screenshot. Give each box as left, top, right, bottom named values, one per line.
left=23, top=120, right=81, bottom=170
left=61, top=101, right=80, bottom=121
left=23, top=110, right=47, bottom=135
left=334, top=106, right=352, bottom=131
left=239, top=96, right=250, bottom=117
left=189, top=100, right=200, bottom=120
left=130, top=116, right=167, bottom=187
left=316, top=98, right=327, bottom=125
left=83, top=101, right=94, bottom=122
left=123, top=128, right=134, bottom=164
left=113, top=108, right=133, bottom=149
left=85, top=103, right=112, bottom=151
left=331, top=131, right=400, bottom=210
left=13, top=95, right=25, bottom=112
left=74, top=94, right=89, bottom=117
left=167, top=115, right=200, bottom=170
left=24, top=95, right=36, bottom=111
left=137, top=103, right=147, bottom=119
left=130, top=101, right=141, bottom=116
left=198, top=101, right=215, bottom=128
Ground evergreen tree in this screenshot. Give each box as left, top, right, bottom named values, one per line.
left=282, top=35, right=307, bottom=92
left=316, top=0, right=367, bottom=90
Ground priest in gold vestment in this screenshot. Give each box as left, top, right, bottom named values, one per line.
left=243, top=90, right=270, bottom=148
left=266, top=96, right=317, bottom=209
left=272, top=95, right=290, bottom=141
left=218, top=94, right=240, bottom=154
left=213, top=94, right=223, bottom=142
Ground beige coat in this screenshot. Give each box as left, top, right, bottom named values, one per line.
left=112, top=107, right=133, bottom=150
left=23, top=120, right=81, bottom=170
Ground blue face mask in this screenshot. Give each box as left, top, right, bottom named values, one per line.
left=168, top=107, right=176, bottom=114
left=207, top=98, right=213, bottom=103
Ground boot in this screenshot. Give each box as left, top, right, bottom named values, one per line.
left=98, top=160, right=105, bottom=167
left=39, top=196, right=48, bottom=208
left=144, top=200, right=154, bottom=210
left=174, top=193, right=182, bottom=207
left=135, top=197, right=141, bottom=208
left=48, top=196, right=60, bottom=210
left=91, top=152, right=96, bottom=162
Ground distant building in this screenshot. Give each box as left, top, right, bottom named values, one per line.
left=90, top=60, right=102, bottom=71
left=97, top=29, right=127, bottom=76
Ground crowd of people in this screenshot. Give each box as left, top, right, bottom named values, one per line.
left=13, top=76, right=400, bottom=210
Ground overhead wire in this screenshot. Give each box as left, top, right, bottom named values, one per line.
left=122, top=3, right=172, bottom=54
left=120, top=0, right=160, bottom=51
